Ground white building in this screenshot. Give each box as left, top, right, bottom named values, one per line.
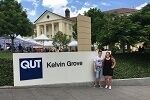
left=34, top=9, right=76, bottom=39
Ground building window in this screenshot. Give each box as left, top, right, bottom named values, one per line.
left=47, top=35, right=50, bottom=38
left=47, top=15, right=50, bottom=19
left=46, top=26, right=49, bottom=32
left=54, top=25, right=57, bottom=31
left=40, top=28, right=43, bottom=34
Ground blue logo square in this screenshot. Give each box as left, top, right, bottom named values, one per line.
left=19, top=58, right=43, bottom=81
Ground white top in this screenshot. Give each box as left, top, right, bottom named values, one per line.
left=94, top=56, right=103, bottom=67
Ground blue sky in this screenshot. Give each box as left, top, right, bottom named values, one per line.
left=17, top=0, right=150, bottom=22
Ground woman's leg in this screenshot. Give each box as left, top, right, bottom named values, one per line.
left=104, top=76, right=109, bottom=88
left=93, top=73, right=97, bottom=87
left=99, top=68, right=103, bottom=87
left=94, top=71, right=99, bottom=87
left=108, top=76, right=112, bottom=89
left=104, top=76, right=107, bottom=85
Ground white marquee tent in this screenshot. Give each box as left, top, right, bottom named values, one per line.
left=34, top=34, right=50, bottom=41
left=43, top=41, right=53, bottom=47
left=68, top=40, right=78, bottom=46
left=15, top=35, right=42, bottom=47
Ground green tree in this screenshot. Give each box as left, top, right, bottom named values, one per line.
left=52, top=31, right=71, bottom=49
left=141, top=25, right=150, bottom=47
left=0, top=0, right=33, bottom=52
left=83, top=6, right=149, bottom=53
left=114, top=16, right=142, bottom=53
left=131, top=4, right=150, bottom=26
left=130, top=4, right=150, bottom=46
left=84, top=8, right=104, bottom=45
left=96, top=14, right=119, bottom=50
left=97, top=14, right=142, bottom=53
left=72, top=23, right=77, bottom=40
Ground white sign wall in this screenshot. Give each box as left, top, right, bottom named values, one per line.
left=13, top=52, right=99, bottom=86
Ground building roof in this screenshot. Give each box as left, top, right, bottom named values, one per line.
left=34, top=10, right=76, bottom=23
left=105, top=8, right=137, bottom=14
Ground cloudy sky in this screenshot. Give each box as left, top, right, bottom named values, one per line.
left=17, top=0, right=150, bottom=22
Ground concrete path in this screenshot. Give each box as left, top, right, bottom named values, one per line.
left=0, top=86, right=150, bottom=100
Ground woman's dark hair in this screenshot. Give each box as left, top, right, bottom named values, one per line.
left=98, top=50, right=102, bottom=53
left=105, top=52, right=112, bottom=58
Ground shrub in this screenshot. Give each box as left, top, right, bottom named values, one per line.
left=0, top=59, right=13, bottom=86
left=113, top=53, right=150, bottom=79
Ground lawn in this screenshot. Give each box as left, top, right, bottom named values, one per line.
left=0, top=51, right=149, bottom=86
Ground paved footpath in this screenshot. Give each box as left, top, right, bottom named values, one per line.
left=0, top=86, right=150, bottom=100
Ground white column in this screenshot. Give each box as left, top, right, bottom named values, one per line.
left=52, top=23, right=54, bottom=37
left=44, top=24, right=46, bottom=35
left=59, top=22, right=63, bottom=32
left=66, top=23, right=69, bottom=35
left=36, top=25, right=40, bottom=36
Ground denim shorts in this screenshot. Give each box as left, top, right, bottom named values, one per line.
left=95, top=67, right=103, bottom=79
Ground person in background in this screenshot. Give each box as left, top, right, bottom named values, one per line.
left=93, top=50, right=104, bottom=88
left=138, top=46, right=142, bottom=53
left=103, top=52, right=116, bottom=90
left=18, top=44, right=23, bottom=53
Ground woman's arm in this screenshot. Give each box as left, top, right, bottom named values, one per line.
left=93, top=61, right=96, bottom=72
left=111, top=58, right=116, bottom=68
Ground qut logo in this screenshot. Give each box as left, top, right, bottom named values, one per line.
left=20, top=60, right=41, bottom=69
left=19, top=58, right=43, bottom=81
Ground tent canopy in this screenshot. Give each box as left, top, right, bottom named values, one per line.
left=16, top=35, right=26, bottom=41
left=68, top=40, right=78, bottom=46
left=15, top=35, right=42, bottom=47
left=43, top=41, right=53, bottom=47
left=34, top=34, right=50, bottom=41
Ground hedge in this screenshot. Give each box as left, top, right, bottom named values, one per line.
left=113, top=53, right=150, bottom=79
left=0, top=59, right=13, bottom=86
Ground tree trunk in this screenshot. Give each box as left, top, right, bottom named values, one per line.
left=91, top=44, right=95, bottom=51
left=122, top=47, right=125, bottom=53
left=109, top=43, right=114, bottom=51
left=121, top=42, right=125, bottom=53
left=127, top=43, right=131, bottom=53
left=109, top=44, right=112, bottom=51
left=10, top=35, right=15, bottom=53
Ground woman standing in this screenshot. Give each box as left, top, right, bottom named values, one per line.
left=93, top=50, right=103, bottom=88
left=103, top=52, right=116, bottom=90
